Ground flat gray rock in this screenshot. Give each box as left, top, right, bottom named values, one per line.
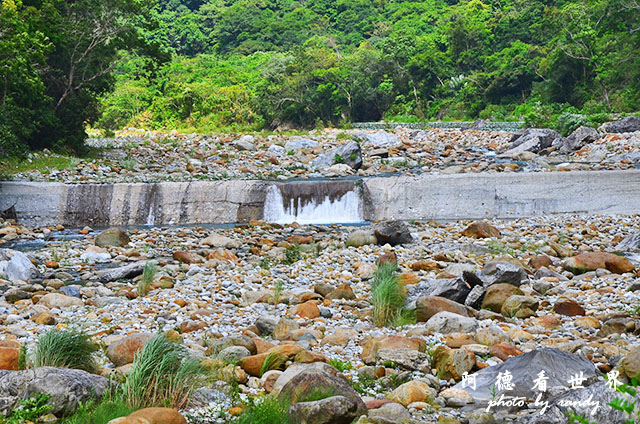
left=0, top=367, right=108, bottom=416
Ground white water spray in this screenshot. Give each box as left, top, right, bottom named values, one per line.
left=263, top=184, right=363, bottom=224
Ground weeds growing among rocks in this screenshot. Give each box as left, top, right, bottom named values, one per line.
left=122, top=334, right=205, bottom=409
left=32, top=329, right=99, bottom=373
left=137, top=261, right=157, bottom=297
left=371, top=263, right=405, bottom=327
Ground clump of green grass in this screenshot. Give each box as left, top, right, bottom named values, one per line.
left=260, top=352, right=286, bottom=377
left=59, top=394, right=134, bottom=424
left=282, top=244, right=302, bottom=265
left=32, top=329, right=99, bottom=373
left=327, top=358, right=353, bottom=373
left=236, top=396, right=290, bottom=424
left=137, top=262, right=158, bottom=297
left=272, top=280, right=284, bottom=304
left=122, top=334, right=205, bottom=410
left=370, top=263, right=405, bottom=327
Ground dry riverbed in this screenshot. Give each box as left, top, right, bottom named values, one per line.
left=4, top=126, right=640, bottom=184
left=1, top=213, right=640, bottom=423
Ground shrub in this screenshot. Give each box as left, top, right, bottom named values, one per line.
left=555, top=112, right=591, bottom=136
left=122, top=335, right=205, bottom=409
left=32, top=329, right=99, bottom=373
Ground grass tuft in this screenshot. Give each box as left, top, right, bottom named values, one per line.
left=137, top=261, right=158, bottom=297
left=236, top=396, right=290, bottom=424
left=260, top=352, right=286, bottom=377
left=122, top=334, right=205, bottom=410
left=32, top=329, right=99, bottom=373
left=370, top=263, right=405, bottom=327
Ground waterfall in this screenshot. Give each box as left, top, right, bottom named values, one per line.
left=263, top=181, right=363, bottom=224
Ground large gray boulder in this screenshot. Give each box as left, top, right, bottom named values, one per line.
left=561, top=126, right=600, bottom=152
left=374, top=221, right=413, bottom=246
left=616, top=232, right=640, bottom=252
left=2, top=250, right=39, bottom=282
left=500, top=128, right=562, bottom=156
left=599, top=116, right=640, bottom=133
left=405, top=277, right=471, bottom=307
left=275, top=362, right=366, bottom=418
left=0, top=367, right=108, bottom=417
left=353, top=131, right=401, bottom=149
left=425, top=311, right=478, bottom=334
left=518, top=381, right=640, bottom=424
left=480, top=261, right=528, bottom=287
left=454, top=348, right=599, bottom=404
left=285, top=138, right=318, bottom=151
left=312, top=141, right=362, bottom=170
left=97, top=261, right=145, bottom=283
left=288, top=396, right=362, bottom=424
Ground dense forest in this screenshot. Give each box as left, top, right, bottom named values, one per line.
left=1, top=0, right=640, bottom=155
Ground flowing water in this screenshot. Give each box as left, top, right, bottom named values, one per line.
left=263, top=181, right=364, bottom=224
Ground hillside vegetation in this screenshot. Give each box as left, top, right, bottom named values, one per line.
left=2, top=0, right=640, bottom=155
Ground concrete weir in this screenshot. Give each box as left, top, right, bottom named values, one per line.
left=1, top=170, right=639, bottom=227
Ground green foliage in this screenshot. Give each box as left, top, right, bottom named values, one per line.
left=137, top=261, right=157, bottom=297
left=122, top=334, right=205, bottom=409
left=327, top=358, right=353, bottom=373
left=17, top=345, right=26, bottom=371
left=1, top=0, right=165, bottom=156
left=282, top=244, right=302, bottom=265
left=32, top=329, right=99, bottom=373
left=59, top=395, right=134, bottom=424
left=608, top=375, right=640, bottom=423
left=272, top=280, right=284, bottom=305
left=370, top=263, right=406, bottom=327
left=259, top=352, right=286, bottom=377
left=235, top=396, right=290, bottom=424
left=556, top=112, right=591, bottom=136
left=2, top=394, right=53, bottom=424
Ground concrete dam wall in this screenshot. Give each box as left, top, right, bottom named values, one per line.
left=1, top=170, right=639, bottom=227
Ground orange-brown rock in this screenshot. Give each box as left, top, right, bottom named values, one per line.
left=206, top=248, right=239, bottom=263
left=128, top=408, right=187, bottom=424
left=386, top=380, right=436, bottom=407
left=489, top=344, right=522, bottom=361
left=529, top=255, right=553, bottom=270
left=397, top=272, right=420, bottom=286
left=172, top=251, right=204, bottom=264
left=106, top=333, right=152, bottom=367
left=326, top=283, right=356, bottom=300
left=293, top=301, right=320, bottom=319
left=433, top=346, right=475, bottom=380
left=410, top=260, right=441, bottom=272
left=530, top=315, right=562, bottom=329
left=179, top=320, right=207, bottom=333
left=286, top=235, right=313, bottom=244
left=553, top=298, right=586, bottom=316
left=377, top=252, right=397, bottom=266
left=481, top=284, right=524, bottom=313
left=563, top=252, right=634, bottom=275
left=415, top=296, right=469, bottom=322
left=361, top=335, right=425, bottom=365
left=294, top=350, right=328, bottom=364
left=462, top=221, right=501, bottom=239
left=238, top=353, right=271, bottom=376
left=0, top=346, right=20, bottom=370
